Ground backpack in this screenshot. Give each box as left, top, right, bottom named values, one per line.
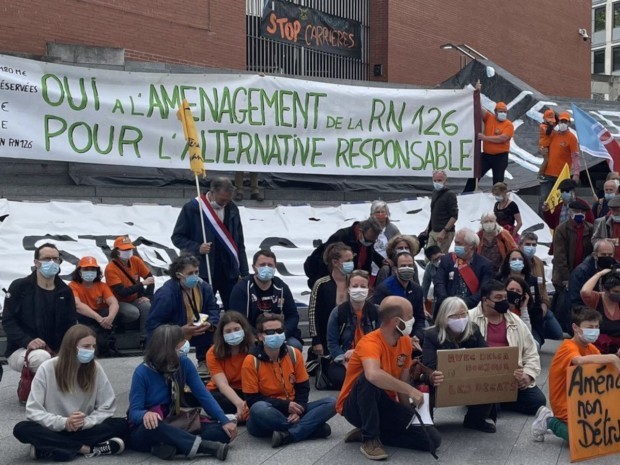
left=337, top=302, right=379, bottom=337
left=253, top=345, right=297, bottom=371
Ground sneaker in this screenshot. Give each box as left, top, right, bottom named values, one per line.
left=151, top=443, right=177, bottom=460
left=250, top=191, right=264, bottom=201
left=197, top=361, right=210, bottom=376
left=30, top=445, right=51, bottom=460
left=463, top=416, right=497, bottom=433
left=272, top=430, right=293, bottom=448
left=360, top=438, right=388, bottom=461
left=234, top=190, right=244, bottom=202
left=85, top=437, right=124, bottom=457
left=309, top=423, right=331, bottom=439
left=344, top=427, right=363, bottom=443
left=532, top=406, right=553, bottom=442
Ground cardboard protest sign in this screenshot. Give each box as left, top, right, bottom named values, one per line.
left=567, top=364, right=620, bottom=463
left=435, top=346, right=519, bottom=408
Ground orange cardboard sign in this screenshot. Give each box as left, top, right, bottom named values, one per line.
left=435, top=346, right=519, bottom=408
left=567, top=364, right=620, bottom=462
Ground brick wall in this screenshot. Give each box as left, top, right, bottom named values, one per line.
left=383, top=0, right=591, bottom=97
left=0, top=0, right=246, bottom=70
left=369, top=0, right=389, bottom=83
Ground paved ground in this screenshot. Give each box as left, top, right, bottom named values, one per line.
left=0, top=340, right=617, bottom=464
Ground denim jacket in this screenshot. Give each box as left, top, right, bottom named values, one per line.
left=326, top=301, right=380, bottom=361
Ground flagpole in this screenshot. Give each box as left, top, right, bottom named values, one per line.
left=579, top=148, right=599, bottom=200
left=195, top=176, right=213, bottom=285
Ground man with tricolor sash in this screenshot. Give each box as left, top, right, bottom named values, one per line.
left=172, top=177, right=249, bottom=311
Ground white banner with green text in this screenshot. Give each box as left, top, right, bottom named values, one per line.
left=0, top=54, right=476, bottom=177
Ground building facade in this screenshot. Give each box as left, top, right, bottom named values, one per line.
left=0, top=0, right=591, bottom=97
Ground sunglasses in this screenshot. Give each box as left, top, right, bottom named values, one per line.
left=263, top=328, right=285, bottom=335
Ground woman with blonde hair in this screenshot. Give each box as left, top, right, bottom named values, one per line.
left=13, top=324, right=128, bottom=461
left=492, top=182, right=522, bottom=239
left=421, top=297, right=496, bottom=433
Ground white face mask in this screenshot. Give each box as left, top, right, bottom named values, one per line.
left=482, top=222, right=496, bottom=233
left=447, top=316, right=469, bottom=334
left=349, top=287, right=369, bottom=302
left=397, top=317, right=415, bottom=337
left=119, top=250, right=133, bottom=260
left=496, top=112, right=507, bottom=121
left=558, top=123, right=568, bottom=132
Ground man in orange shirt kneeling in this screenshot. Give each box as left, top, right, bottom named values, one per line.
left=531, top=306, right=620, bottom=442
left=336, top=296, right=441, bottom=461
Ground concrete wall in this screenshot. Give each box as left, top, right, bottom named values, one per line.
left=372, top=0, right=591, bottom=98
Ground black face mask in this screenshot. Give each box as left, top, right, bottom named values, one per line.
left=492, top=299, right=510, bottom=314
left=507, top=291, right=522, bottom=307
left=596, top=256, right=617, bottom=271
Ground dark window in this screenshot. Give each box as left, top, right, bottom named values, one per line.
left=613, top=47, right=620, bottom=71
left=594, top=49, right=605, bottom=74
left=595, top=7, right=606, bottom=32
left=615, top=3, right=620, bottom=28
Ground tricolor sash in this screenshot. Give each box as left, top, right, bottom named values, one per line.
left=451, top=253, right=480, bottom=295
left=195, top=195, right=240, bottom=271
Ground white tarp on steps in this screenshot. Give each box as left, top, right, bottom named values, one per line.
left=0, top=192, right=552, bottom=312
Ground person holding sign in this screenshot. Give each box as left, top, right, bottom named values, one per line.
left=469, top=280, right=546, bottom=415
left=531, top=307, right=620, bottom=443
left=421, top=297, right=496, bottom=433
left=336, top=296, right=441, bottom=461
left=146, top=255, right=220, bottom=374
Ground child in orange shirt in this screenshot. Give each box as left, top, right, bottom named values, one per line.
left=531, top=307, right=620, bottom=442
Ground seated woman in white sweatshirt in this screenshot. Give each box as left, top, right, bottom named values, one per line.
left=13, top=324, right=129, bottom=461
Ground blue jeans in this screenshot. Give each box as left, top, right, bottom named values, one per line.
left=533, top=310, right=564, bottom=347
left=247, top=397, right=336, bottom=441
left=128, top=421, right=229, bottom=458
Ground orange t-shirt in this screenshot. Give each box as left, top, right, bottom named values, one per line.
left=206, top=348, right=246, bottom=391
left=482, top=111, right=514, bottom=154
left=548, top=339, right=600, bottom=422
left=69, top=281, right=114, bottom=313
left=104, top=257, right=151, bottom=302
left=539, top=123, right=553, bottom=149
left=336, top=329, right=412, bottom=414
left=241, top=348, right=308, bottom=401
left=544, top=131, right=578, bottom=177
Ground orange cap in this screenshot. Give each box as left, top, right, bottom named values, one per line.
left=558, top=112, right=571, bottom=122
left=78, top=256, right=99, bottom=268
left=543, top=109, right=556, bottom=123
left=113, top=235, right=135, bottom=250
left=495, top=102, right=508, bottom=112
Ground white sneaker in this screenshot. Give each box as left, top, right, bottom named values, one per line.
left=531, top=406, right=553, bottom=442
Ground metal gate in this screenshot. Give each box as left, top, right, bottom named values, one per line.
left=246, top=0, right=369, bottom=80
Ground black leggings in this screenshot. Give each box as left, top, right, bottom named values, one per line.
left=464, top=152, right=509, bottom=192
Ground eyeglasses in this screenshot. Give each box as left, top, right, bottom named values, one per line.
left=448, top=313, right=468, bottom=320
left=263, top=328, right=285, bottom=335
left=38, top=257, right=63, bottom=264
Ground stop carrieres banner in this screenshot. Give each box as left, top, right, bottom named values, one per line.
left=0, top=54, right=476, bottom=177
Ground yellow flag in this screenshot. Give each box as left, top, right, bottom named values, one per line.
left=545, top=163, right=570, bottom=213
left=176, top=99, right=206, bottom=178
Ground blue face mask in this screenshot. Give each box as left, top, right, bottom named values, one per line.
left=572, top=213, right=585, bottom=224
left=613, top=215, right=620, bottom=223
left=605, top=193, right=616, bottom=201
left=223, top=329, right=245, bottom=346
left=264, top=333, right=286, bottom=349
left=509, top=259, right=524, bottom=272
left=80, top=270, right=97, bottom=282
left=256, top=266, right=275, bottom=282
left=183, top=274, right=200, bottom=288
left=433, top=181, right=444, bottom=191
left=341, top=261, right=354, bottom=275
left=39, top=261, right=60, bottom=278
left=581, top=328, right=600, bottom=344
left=77, top=348, right=95, bottom=364
left=522, top=245, right=537, bottom=258
left=177, top=340, right=190, bottom=357
left=454, top=245, right=467, bottom=258
left=560, top=192, right=572, bottom=203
